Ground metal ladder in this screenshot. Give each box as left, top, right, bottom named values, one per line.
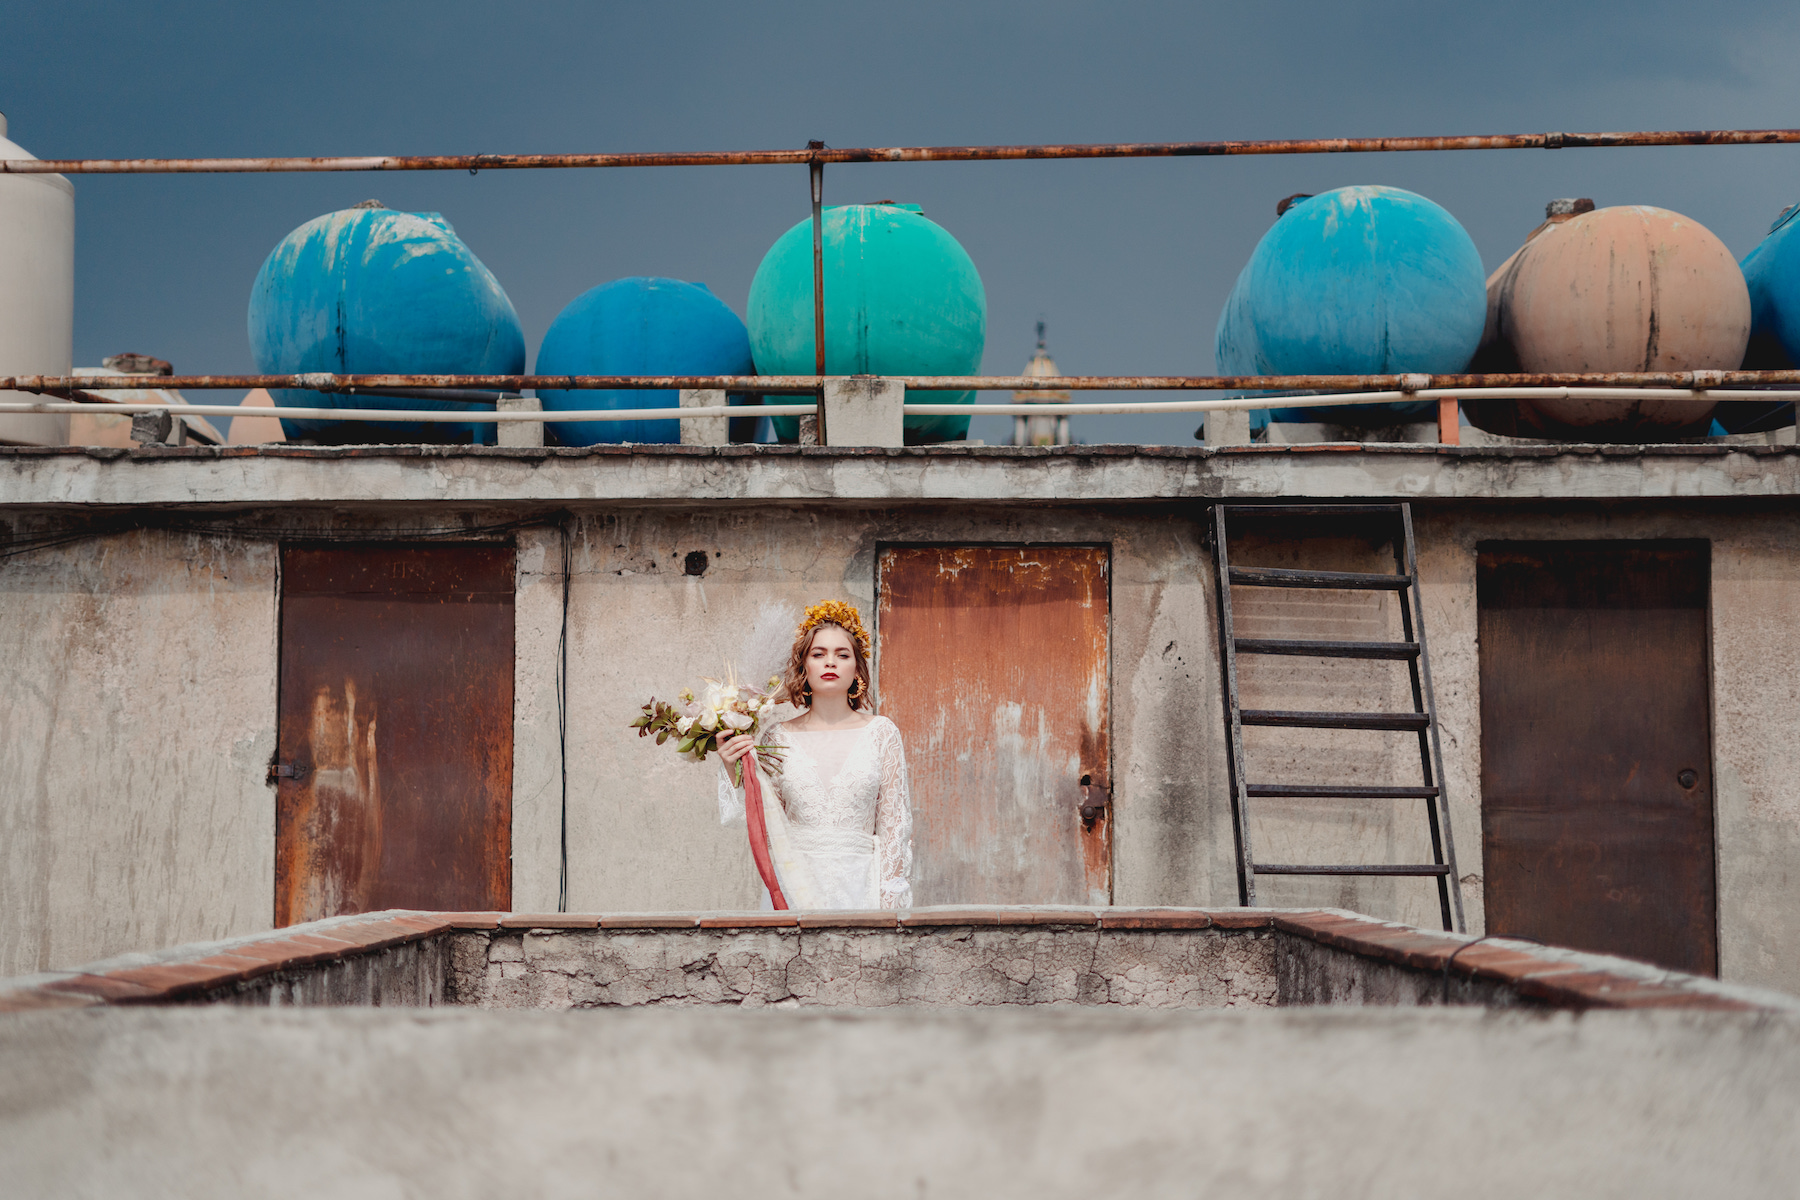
left=1211, top=502, right=1464, bottom=932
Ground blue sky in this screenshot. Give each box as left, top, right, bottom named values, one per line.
left=9, top=1, right=1800, bottom=443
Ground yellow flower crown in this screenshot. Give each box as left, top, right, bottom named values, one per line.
left=799, top=600, right=871, bottom=656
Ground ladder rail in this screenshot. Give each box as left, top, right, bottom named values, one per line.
left=1398, top=503, right=1466, bottom=932
left=1211, top=504, right=1258, bottom=907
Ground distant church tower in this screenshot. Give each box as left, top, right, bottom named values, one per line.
left=1011, top=322, right=1071, bottom=447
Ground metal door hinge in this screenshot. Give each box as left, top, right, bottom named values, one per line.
left=268, top=762, right=309, bottom=783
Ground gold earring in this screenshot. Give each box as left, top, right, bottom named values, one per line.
left=848, top=677, right=863, bottom=699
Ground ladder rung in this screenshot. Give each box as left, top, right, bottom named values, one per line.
left=1247, top=784, right=1439, bottom=799
left=1221, top=504, right=1406, bottom=516
left=1234, top=638, right=1419, bottom=660
left=1252, top=864, right=1451, bottom=876
left=1240, top=709, right=1430, bottom=731
left=1228, top=566, right=1411, bottom=591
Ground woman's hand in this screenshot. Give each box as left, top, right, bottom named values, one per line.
left=718, top=733, right=757, bottom=767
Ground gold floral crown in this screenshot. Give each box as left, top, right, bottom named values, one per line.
left=799, top=600, right=871, bottom=656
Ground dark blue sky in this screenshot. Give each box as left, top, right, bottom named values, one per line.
left=10, top=1, right=1799, bottom=443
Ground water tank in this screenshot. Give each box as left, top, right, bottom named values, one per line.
left=534, top=277, right=754, bottom=445
left=1214, top=186, right=1486, bottom=429
left=1716, top=202, right=1800, bottom=433
left=248, top=203, right=524, bottom=443
left=0, top=114, right=75, bottom=447
left=1478, top=204, right=1748, bottom=437
left=748, top=202, right=986, bottom=444
left=1740, top=201, right=1800, bottom=368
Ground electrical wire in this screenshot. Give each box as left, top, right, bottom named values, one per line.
left=556, top=517, right=573, bottom=912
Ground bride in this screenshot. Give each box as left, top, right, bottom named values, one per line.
left=718, top=601, right=913, bottom=910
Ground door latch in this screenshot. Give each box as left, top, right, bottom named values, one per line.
left=268, top=762, right=309, bottom=784
left=1079, top=774, right=1110, bottom=827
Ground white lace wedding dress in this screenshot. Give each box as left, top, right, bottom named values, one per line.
left=719, top=715, right=914, bottom=910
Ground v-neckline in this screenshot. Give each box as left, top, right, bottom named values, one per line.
left=787, top=719, right=878, bottom=789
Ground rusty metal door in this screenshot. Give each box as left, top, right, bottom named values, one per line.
left=877, top=546, right=1111, bottom=905
left=276, top=545, right=514, bottom=925
left=1477, top=541, right=1716, bottom=974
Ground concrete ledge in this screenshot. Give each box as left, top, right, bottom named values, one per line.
left=3, top=907, right=1792, bottom=1014
left=8, top=441, right=1800, bottom=507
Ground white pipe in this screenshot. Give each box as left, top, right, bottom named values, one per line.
left=906, top=387, right=1800, bottom=417
left=0, top=403, right=819, bottom=422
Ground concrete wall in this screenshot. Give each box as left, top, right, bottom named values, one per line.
left=1411, top=505, right=1800, bottom=994
left=542, top=506, right=1218, bottom=914
left=449, top=925, right=1279, bottom=1010
left=6, top=494, right=1800, bottom=995
left=0, top=524, right=278, bottom=976
left=4, top=1006, right=1797, bottom=1198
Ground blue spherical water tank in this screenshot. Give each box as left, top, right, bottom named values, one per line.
left=534, top=277, right=754, bottom=446
left=248, top=205, right=524, bottom=443
left=748, top=203, right=986, bottom=443
left=1215, top=186, right=1487, bottom=428
left=1716, top=201, right=1800, bottom=433
left=1740, top=202, right=1800, bottom=366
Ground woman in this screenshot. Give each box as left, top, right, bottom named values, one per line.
left=719, top=600, right=913, bottom=909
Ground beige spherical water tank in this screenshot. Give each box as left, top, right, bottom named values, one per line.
left=1481, top=203, right=1749, bottom=437
left=0, top=113, right=75, bottom=446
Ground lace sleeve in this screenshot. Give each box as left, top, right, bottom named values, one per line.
left=717, top=759, right=744, bottom=825
left=718, top=724, right=787, bottom=825
left=873, top=718, right=914, bottom=909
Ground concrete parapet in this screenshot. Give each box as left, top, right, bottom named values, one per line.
left=4, top=907, right=1791, bottom=1015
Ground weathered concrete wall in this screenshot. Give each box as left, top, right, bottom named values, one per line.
left=4, top=484, right=1799, bottom=994
left=1410, top=505, right=1800, bottom=994
left=0, top=523, right=278, bottom=976
left=552, top=505, right=1219, bottom=913
left=5, top=1006, right=1797, bottom=1198
left=448, top=925, right=1277, bottom=1010
left=1274, top=935, right=1529, bottom=1007
left=210, top=935, right=448, bottom=1007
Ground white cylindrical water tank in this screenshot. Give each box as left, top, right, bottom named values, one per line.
left=0, top=113, right=75, bottom=446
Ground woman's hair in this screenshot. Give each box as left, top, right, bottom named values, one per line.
left=781, top=621, right=874, bottom=711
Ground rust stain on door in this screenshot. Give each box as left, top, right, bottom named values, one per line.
left=276, top=545, right=514, bottom=925
left=1477, top=540, right=1717, bottom=975
left=877, top=546, right=1111, bottom=905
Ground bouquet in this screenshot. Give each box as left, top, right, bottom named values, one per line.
left=631, top=673, right=786, bottom=787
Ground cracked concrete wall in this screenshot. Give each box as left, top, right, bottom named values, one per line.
left=0, top=524, right=278, bottom=976
left=446, top=927, right=1279, bottom=1010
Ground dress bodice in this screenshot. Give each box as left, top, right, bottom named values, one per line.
left=719, top=714, right=913, bottom=909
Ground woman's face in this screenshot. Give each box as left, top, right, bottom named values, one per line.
left=805, top=625, right=858, bottom=701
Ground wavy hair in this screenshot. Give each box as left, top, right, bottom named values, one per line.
left=780, top=621, right=873, bottom=711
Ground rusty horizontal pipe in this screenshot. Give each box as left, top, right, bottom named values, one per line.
left=8, top=371, right=1800, bottom=394
left=6, top=128, right=1800, bottom=174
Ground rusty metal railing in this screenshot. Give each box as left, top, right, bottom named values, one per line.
left=5, top=128, right=1800, bottom=175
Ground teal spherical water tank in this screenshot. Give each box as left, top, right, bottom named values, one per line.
left=1215, top=186, right=1486, bottom=429
left=534, top=278, right=755, bottom=445
left=248, top=204, right=524, bottom=443
left=748, top=202, right=986, bottom=443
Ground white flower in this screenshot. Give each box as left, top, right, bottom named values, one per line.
left=722, top=709, right=753, bottom=731
left=676, top=716, right=696, bottom=734
left=698, top=710, right=720, bottom=732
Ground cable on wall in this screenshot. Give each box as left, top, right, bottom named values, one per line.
left=556, top=516, right=574, bottom=912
